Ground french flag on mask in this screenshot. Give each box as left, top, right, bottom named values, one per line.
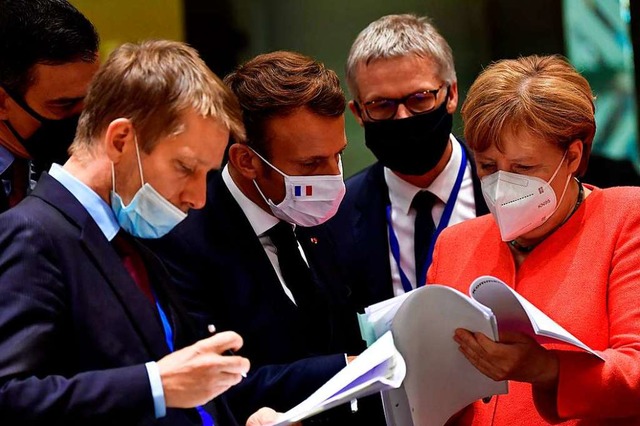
left=294, top=185, right=313, bottom=197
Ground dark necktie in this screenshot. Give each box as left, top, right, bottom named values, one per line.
left=412, top=190, right=437, bottom=287
left=267, top=221, right=318, bottom=310
left=111, top=231, right=155, bottom=303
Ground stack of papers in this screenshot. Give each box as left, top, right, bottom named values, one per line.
left=269, top=331, right=405, bottom=425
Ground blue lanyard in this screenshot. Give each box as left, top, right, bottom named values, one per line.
left=155, top=295, right=214, bottom=426
left=386, top=145, right=467, bottom=293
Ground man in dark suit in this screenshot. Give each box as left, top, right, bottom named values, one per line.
left=0, top=0, right=99, bottom=212
left=0, top=40, right=253, bottom=425
left=149, top=51, right=382, bottom=424
left=328, top=14, right=489, bottom=311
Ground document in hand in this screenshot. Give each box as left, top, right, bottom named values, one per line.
left=272, top=282, right=507, bottom=426
left=359, top=275, right=603, bottom=360
left=268, top=331, right=406, bottom=426
left=469, top=276, right=604, bottom=360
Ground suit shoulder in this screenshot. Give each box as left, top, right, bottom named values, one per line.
left=345, top=163, right=377, bottom=191
left=598, top=185, right=640, bottom=204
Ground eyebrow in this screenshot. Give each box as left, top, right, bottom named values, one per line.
left=298, top=143, right=348, bottom=162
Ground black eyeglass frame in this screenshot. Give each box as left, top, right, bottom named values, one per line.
left=358, top=84, right=449, bottom=121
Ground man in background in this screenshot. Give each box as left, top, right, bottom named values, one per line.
left=329, top=14, right=489, bottom=311
left=0, top=0, right=99, bottom=211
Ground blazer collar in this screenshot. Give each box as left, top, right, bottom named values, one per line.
left=31, top=173, right=171, bottom=359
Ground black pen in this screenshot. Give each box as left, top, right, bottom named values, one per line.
left=208, top=324, right=247, bottom=378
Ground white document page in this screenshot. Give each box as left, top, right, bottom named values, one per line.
left=469, top=276, right=604, bottom=361
left=269, top=331, right=406, bottom=426
left=390, top=285, right=508, bottom=426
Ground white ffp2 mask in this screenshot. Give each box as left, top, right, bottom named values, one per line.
left=251, top=149, right=346, bottom=227
left=481, top=152, right=571, bottom=241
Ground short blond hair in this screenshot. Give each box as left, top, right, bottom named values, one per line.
left=461, top=55, right=595, bottom=176
left=345, top=14, right=456, bottom=98
left=73, top=40, right=245, bottom=154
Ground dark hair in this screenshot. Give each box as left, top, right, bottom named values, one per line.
left=0, top=0, right=99, bottom=97
left=223, top=50, right=345, bottom=157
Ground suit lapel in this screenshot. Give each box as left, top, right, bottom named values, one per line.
left=209, top=173, right=298, bottom=310
left=31, top=173, right=170, bottom=360
left=353, top=163, right=394, bottom=300
left=459, top=141, right=490, bottom=216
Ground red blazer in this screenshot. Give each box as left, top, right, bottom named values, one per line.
left=428, top=186, right=640, bottom=425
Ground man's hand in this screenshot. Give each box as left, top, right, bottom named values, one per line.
left=157, top=331, right=250, bottom=408
left=246, top=408, right=302, bottom=426
left=454, top=328, right=559, bottom=387
left=246, top=407, right=279, bottom=426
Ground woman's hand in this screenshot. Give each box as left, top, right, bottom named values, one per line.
left=454, top=329, right=559, bottom=387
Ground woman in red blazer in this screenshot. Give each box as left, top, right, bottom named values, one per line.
left=429, top=55, right=640, bottom=425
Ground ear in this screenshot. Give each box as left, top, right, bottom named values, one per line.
left=445, top=82, right=459, bottom=114
left=567, top=139, right=583, bottom=175
left=348, top=100, right=364, bottom=127
left=103, top=118, right=136, bottom=164
left=228, top=143, right=263, bottom=180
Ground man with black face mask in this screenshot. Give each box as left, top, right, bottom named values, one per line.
left=0, top=0, right=99, bottom=212
left=327, top=14, right=489, bottom=312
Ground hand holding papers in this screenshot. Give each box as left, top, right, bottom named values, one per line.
left=469, top=276, right=604, bottom=360
left=360, top=275, right=603, bottom=359
left=273, top=276, right=603, bottom=426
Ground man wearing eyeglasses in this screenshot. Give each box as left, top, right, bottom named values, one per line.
left=328, top=14, right=489, bottom=311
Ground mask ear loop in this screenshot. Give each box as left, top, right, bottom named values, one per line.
left=133, top=134, right=145, bottom=186
left=248, top=146, right=287, bottom=178
left=111, top=132, right=146, bottom=194
left=547, top=150, right=572, bottom=219
left=547, top=150, right=567, bottom=185
left=248, top=146, right=288, bottom=207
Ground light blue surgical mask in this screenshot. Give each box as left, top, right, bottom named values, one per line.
left=110, top=137, right=187, bottom=239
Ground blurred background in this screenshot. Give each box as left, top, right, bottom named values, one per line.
left=71, top=0, right=640, bottom=186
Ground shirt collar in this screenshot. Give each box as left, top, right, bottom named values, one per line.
left=384, top=135, right=462, bottom=214
left=222, top=165, right=280, bottom=237
left=0, top=144, right=15, bottom=176
left=48, top=163, right=120, bottom=241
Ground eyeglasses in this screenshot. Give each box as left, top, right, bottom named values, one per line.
left=359, top=85, right=447, bottom=121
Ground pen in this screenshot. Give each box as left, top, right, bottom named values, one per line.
left=208, top=324, right=247, bottom=378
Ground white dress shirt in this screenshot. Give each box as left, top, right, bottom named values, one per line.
left=384, top=135, right=477, bottom=296
left=222, top=165, right=309, bottom=305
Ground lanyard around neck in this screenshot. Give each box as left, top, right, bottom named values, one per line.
left=386, top=145, right=467, bottom=293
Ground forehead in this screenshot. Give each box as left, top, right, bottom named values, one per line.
left=354, top=55, right=442, bottom=101
left=480, top=127, right=562, bottom=159
left=263, top=108, right=346, bottom=158
left=25, top=60, right=99, bottom=103
left=156, top=110, right=230, bottom=170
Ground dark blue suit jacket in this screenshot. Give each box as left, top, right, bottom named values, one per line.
left=327, top=142, right=489, bottom=312
left=147, top=171, right=384, bottom=424
left=0, top=173, right=237, bottom=426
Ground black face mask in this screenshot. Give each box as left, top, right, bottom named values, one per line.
left=2, top=91, right=78, bottom=176
left=363, top=98, right=453, bottom=175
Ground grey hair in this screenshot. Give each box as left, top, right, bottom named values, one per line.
left=345, top=14, right=457, bottom=98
